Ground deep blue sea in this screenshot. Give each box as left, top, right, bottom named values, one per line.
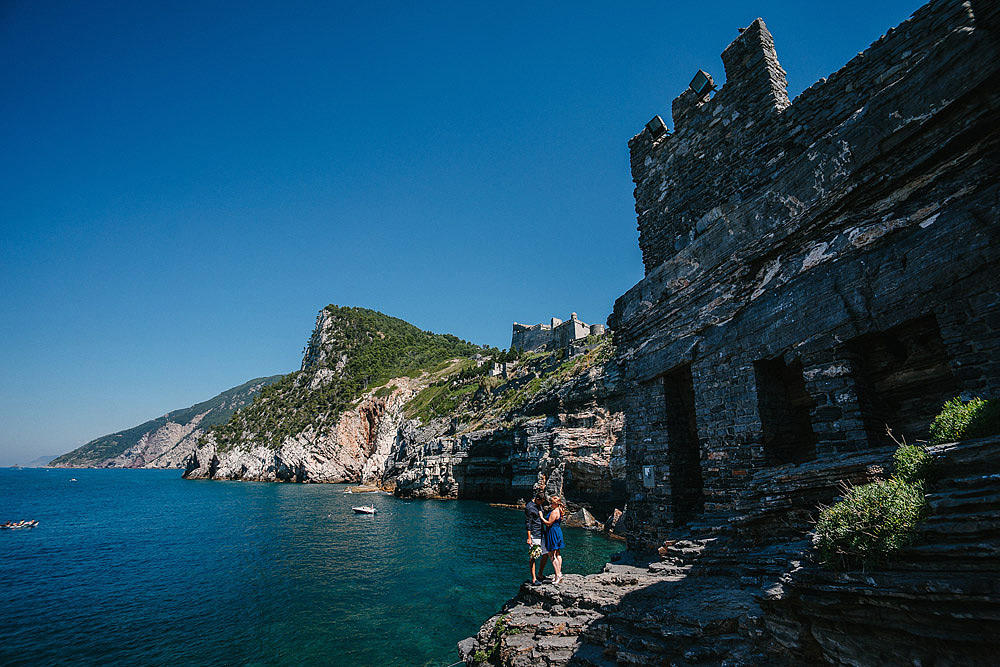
left=0, top=468, right=620, bottom=666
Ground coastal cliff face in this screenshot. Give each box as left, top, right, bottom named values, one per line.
left=184, top=377, right=420, bottom=482
left=50, top=376, right=282, bottom=469
left=183, top=306, right=626, bottom=513
left=387, top=355, right=625, bottom=514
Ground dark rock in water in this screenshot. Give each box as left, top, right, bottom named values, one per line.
left=604, top=508, right=626, bottom=536
left=563, top=507, right=599, bottom=529
left=456, top=637, right=476, bottom=664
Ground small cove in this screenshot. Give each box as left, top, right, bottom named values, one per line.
left=0, top=468, right=620, bottom=666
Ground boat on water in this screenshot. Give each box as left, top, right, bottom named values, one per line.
left=352, top=505, right=377, bottom=515
left=2, top=520, right=38, bottom=529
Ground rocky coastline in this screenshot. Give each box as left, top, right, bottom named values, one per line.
left=50, top=376, right=282, bottom=469
left=460, top=437, right=1000, bottom=666
left=183, top=306, right=629, bottom=520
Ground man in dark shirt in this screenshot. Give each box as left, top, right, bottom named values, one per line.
left=525, top=486, right=549, bottom=584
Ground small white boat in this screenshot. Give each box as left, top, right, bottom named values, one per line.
left=352, top=505, right=377, bottom=515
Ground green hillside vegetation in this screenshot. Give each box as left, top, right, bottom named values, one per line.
left=51, top=375, right=284, bottom=465
left=404, top=335, right=614, bottom=429
left=208, top=306, right=483, bottom=450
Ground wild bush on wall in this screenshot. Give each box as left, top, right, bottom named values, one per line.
left=814, top=476, right=927, bottom=570
left=893, top=443, right=933, bottom=485
left=814, top=429, right=932, bottom=570
left=929, top=397, right=1000, bottom=445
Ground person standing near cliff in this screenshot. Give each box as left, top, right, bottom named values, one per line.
left=525, top=486, right=549, bottom=585
left=541, top=495, right=565, bottom=584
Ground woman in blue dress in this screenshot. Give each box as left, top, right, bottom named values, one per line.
left=541, top=495, right=565, bottom=584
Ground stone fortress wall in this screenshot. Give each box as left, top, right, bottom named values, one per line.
left=511, top=312, right=607, bottom=352
left=610, top=0, right=1000, bottom=550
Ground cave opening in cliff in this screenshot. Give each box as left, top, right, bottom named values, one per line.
left=754, top=356, right=818, bottom=465
left=848, top=313, right=960, bottom=444
left=663, top=364, right=704, bottom=523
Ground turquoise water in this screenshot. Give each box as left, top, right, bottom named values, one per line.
left=0, top=468, right=620, bottom=666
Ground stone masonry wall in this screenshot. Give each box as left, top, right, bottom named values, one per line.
left=611, top=0, right=1000, bottom=550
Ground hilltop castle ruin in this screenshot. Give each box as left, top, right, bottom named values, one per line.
left=511, top=313, right=607, bottom=352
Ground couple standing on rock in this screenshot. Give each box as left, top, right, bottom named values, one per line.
left=525, top=484, right=565, bottom=585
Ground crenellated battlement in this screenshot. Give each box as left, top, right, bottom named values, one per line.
left=628, top=0, right=986, bottom=274
left=511, top=313, right=607, bottom=352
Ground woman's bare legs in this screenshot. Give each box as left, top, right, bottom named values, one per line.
left=551, top=549, right=563, bottom=583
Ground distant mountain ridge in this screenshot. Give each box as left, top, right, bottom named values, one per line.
left=50, top=376, right=284, bottom=469
left=22, top=455, right=57, bottom=468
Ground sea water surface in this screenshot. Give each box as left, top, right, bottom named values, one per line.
left=0, top=468, right=620, bottom=666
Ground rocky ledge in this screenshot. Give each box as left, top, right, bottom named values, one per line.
left=460, top=437, right=1000, bottom=666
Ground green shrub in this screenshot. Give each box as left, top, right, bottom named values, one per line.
left=929, top=397, right=1000, bottom=445
left=893, top=444, right=932, bottom=485
left=815, top=477, right=927, bottom=569
left=815, top=434, right=935, bottom=570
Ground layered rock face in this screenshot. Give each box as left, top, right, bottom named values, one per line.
left=50, top=376, right=282, bottom=469
left=613, top=0, right=1000, bottom=551
left=386, top=358, right=626, bottom=515
left=462, top=438, right=1000, bottom=666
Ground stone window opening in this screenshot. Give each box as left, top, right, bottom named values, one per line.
left=754, top=357, right=818, bottom=466
left=849, top=313, right=960, bottom=444
left=663, top=364, right=704, bottom=523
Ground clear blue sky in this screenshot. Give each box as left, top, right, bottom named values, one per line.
left=0, top=0, right=921, bottom=464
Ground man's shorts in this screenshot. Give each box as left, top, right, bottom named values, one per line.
left=531, top=537, right=548, bottom=556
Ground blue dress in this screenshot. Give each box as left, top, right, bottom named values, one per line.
left=545, top=511, right=564, bottom=551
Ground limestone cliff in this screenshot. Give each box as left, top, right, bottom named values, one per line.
left=184, top=377, right=422, bottom=482
left=183, top=305, right=626, bottom=514
left=50, top=376, right=282, bottom=469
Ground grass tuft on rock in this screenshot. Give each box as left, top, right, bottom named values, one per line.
left=928, top=397, right=1000, bottom=445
